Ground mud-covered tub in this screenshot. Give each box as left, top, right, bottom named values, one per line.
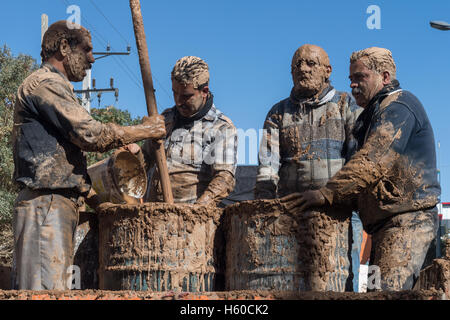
left=224, top=199, right=352, bottom=292
left=98, top=203, right=225, bottom=292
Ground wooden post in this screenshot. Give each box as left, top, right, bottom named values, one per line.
left=129, top=0, right=174, bottom=203
left=41, top=14, right=48, bottom=65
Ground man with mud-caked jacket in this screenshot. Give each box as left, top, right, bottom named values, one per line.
left=283, top=47, right=441, bottom=291
left=256, top=44, right=362, bottom=292
left=127, top=56, right=238, bottom=205
left=11, top=21, right=166, bottom=290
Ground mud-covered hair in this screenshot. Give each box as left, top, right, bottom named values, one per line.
left=350, top=47, right=397, bottom=79
left=171, top=56, right=209, bottom=89
left=291, top=44, right=332, bottom=83
left=41, top=20, right=91, bottom=62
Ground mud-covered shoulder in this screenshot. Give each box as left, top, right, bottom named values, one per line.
left=161, top=107, right=175, bottom=117
left=216, top=112, right=236, bottom=129
left=343, top=91, right=360, bottom=113
left=387, top=90, right=427, bottom=117
left=378, top=91, right=420, bottom=122
left=332, top=91, right=360, bottom=113
left=264, top=97, right=290, bottom=126
left=30, top=72, right=74, bottom=101
left=267, top=97, right=290, bottom=117
left=17, top=68, right=50, bottom=97
left=330, top=90, right=346, bottom=103
left=160, top=107, right=176, bottom=125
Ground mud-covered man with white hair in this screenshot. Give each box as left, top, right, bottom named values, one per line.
left=129, top=56, right=238, bottom=205
left=283, top=47, right=441, bottom=291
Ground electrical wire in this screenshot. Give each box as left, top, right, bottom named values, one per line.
left=59, top=0, right=172, bottom=101
left=87, top=0, right=172, bottom=100
left=89, top=0, right=130, bottom=45
left=61, top=0, right=109, bottom=47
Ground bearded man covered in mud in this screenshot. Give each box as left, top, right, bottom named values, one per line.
left=127, top=56, right=238, bottom=205
left=255, top=44, right=362, bottom=291
left=283, top=47, right=441, bottom=291
left=11, top=21, right=166, bottom=290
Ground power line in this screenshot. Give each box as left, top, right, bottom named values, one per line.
left=112, top=55, right=143, bottom=89
left=87, top=0, right=172, bottom=100
left=60, top=0, right=143, bottom=90
left=86, top=0, right=173, bottom=100
left=58, top=0, right=172, bottom=100
left=61, top=0, right=108, bottom=47
left=89, top=0, right=129, bottom=45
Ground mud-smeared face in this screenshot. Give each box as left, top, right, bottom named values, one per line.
left=63, top=36, right=95, bottom=82
left=291, top=45, right=331, bottom=97
left=349, top=58, right=384, bottom=108
left=172, top=80, right=208, bottom=118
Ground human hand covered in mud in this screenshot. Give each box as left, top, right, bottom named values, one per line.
left=196, top=193, right=213, bottom=206
left=142, top=115, right=166, bottom=139
left=281, top=190, right=326, bottom=213
left=96, top=202, right=116, bottom=213
left=122, top=143, right=141, bottom=154
left=85, top=189, right=119, bottom=212
left=85, top=187, right=102, bottom=211
left=120, top=143, right=148, bottom=171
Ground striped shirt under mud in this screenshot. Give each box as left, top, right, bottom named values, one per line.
left=142, top=104, right=238, bottom=203
left=256, top=86, right=362, bottom=198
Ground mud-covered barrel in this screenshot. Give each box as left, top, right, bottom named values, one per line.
left=98, top=203, right=224, bottom=291
left=224, top=200, right=352, bottom=292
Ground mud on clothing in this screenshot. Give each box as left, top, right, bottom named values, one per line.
left=142, top=101, right=238, bottom=204
left=255, top=86, right=362, bottom=199
left=255, top=86, right=362, bottom=292
left=12, top=63, right=144, bottom=290
left=12, top=189, right=81, bottom=290
left=319, top=80, right=440, bottom=290
left=369, top=209, right=438, bottom=291
left=13, top=63, right=147, bottom=196
left=319, top=80, right=441, bottom=232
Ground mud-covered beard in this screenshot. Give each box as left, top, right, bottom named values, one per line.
left=64, top=52, right=89, bottom=82
left=293, top=73, right=328, bottom=99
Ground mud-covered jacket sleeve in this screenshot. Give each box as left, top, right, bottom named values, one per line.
left=31, top=79, right=153, bottom=153
left=319, top=101, right=416, bottom=206
left=198, top=122, right=238, bottom=204
left=197, top=171, right=236, bottom=205
left=255, top=108, right=281, bottom=199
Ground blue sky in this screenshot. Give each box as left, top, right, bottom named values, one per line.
left=1, top=0, right=450, bottom=200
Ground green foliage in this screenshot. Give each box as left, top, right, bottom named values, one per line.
left=0, top=190, right=16, bottom=225
left=0, top=45, right=38, bottom=226
left=91, top=105, right=141, bottom=126
left=87, top=106, right=142, bottom=166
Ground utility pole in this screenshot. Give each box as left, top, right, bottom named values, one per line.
left=77, top=45, right=131, bottom=113
left=81, top=70, right=92, bottom=112
left=75, top=77, right=119, bottom=108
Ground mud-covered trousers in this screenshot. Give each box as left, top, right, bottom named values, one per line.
left=11, top=188, right=81, bottom=290
left=368, top=208, right=438, bottom=291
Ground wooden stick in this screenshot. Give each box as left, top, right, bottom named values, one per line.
left=129, top=0, right=174, bottom=203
